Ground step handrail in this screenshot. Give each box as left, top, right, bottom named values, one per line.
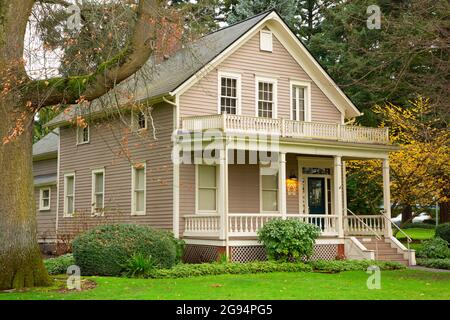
left=380, top=209, right=413, bottom=265
left=346, top=209, right=383, bottom=260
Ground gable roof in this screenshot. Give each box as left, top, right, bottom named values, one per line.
left=46, top=10, right=360, bottom=127
left=33, top=129, right=59, bottom=159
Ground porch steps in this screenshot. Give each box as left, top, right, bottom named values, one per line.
left=356, top=237, right=409, bottom=266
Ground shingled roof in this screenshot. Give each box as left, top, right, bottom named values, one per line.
left=45, top=10, right=272, bottom=128
left=32, top=129, right=58, bottom=159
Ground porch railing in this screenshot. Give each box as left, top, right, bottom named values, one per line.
left=227, top=214, right=339, bottom=237
left=183, top=214, right=220, bottom=237
left=344, top=214, right=386, bottom=236
left=181, top=114, right=389, bottom=145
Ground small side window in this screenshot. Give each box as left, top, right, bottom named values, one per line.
left=39, top=187, right=51, bottom=211
left=77, top=126, right=89, bottom=144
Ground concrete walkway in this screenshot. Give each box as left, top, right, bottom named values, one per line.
left=409, top=265, right=450, bottom=273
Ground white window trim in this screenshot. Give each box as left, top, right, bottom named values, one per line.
left=217, top=71, right=242, bottom=115
left=255, top=76, right=278, bottom=118
left=39, top=187, right=51, bottom=211
left=260, top=29, right=273, bottom=52
left=195, top=164, right=219, bottom=214
left=132, top=109, right=148, bottom=132
left=290, top=80, right=312, bottom=122
left=259, top=166, right=280, bottom=214
left=131, top=163, right=146, bottom=216
left=76, top=126, right=90, bottom=145
left=91, top=168, right=105, bottom=215
left=63, top=173, right=75, bottom=217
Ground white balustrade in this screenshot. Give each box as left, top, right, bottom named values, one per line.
left=344, top=215, right=386, bottom=235
left=183, top=214, right=220, bottom=237
left=181, top=114, right=389, bottom=145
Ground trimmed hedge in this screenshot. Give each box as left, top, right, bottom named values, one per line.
left=125, top=260, right=406, bottom=279
left=402, top=223, right=436, bottom=230
left=72, top=224, right=177, bottom=276
left=435, top=223, right=450, bottom=243
left=309, top=259, right=406, bottom=273
left=417, top=258, right=450, bottom=270
left=44, top=254, right=75, bottom=275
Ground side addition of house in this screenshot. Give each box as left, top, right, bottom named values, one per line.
left=33, top=10, right=415, bottom=265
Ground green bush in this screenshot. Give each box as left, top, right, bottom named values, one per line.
left=309, top=259, right=406, bottom=273
left=72, top=224, right=177, bottom=276
left=417, top=258, right=450, bottom=270
left=122, top=253, right=156, bottom=278
left=435, top=223, right=450, bottom=243
left=257, top=218, right=320, bottom=262
left=416, top=237, right=450, bottom=259
left=402, top=223, right=436, bottom=229
left=172, top=237, right=186, bottom=263
left=44, top=254, right=75, bottom=275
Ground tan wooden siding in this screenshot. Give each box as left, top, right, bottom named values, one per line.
left=179, top=163, right=195, bottom=236
left=35, top=185, right=57, bottom=241
left=228, top=164, right=260, bottom=213
left=57, top=103, right=174, bottom=237
left=179, top=31, right=341, bottom=123
left=33, top=158, right=57, bottom=176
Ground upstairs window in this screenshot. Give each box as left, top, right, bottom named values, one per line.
left=132, top=109, right=148, bottom=131
left=260, top=29, right=273, bottom=52
left=137, top=111, right=147, bottom=130
left=292, top=86, right=305, bottom=121
left=132, top=164, right=146, bottom=215
left=77, top=126, right=89, bottom=144
left=39, top=187, right=51, bottom=211
left=92, top=169, right=105, bottom=214
left=220, top=77, right=237, bottom=114
left=257, top=78, right=277, bottom=118
left=64, top=174, right=75, bottom=216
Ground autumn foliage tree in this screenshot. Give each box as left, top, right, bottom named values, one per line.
left=0, top=0, right=182, bottom=290
left=347, top=98, right=449, bottom=224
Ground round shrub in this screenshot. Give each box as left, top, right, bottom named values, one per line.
left=435, top=223, right=450, bottom=243
left=44, top=254, right=75, bottom=275
left=72, top=224, right=177, bottom=276
left=257, top=218, right=320, bottom=262
left=416, top=237, right=450, bottom=259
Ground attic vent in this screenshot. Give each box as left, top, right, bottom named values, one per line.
left=260, top=29, right=273, bottom=52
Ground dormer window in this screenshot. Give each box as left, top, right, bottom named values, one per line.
left=260, top=29, right=273, bottom=52
left=132, top=108, right=148, bottom=131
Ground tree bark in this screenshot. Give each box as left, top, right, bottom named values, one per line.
left=401, top=204, right=412, bottom=224
left=439, top=201, right=450, bottom=223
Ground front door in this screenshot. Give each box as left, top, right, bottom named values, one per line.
left=308, top=177, right=326, bottom=214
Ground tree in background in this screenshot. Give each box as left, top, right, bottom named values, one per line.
left=346, top=98, right=449, bottom=224
left=308, top=0, right=450, bottom=126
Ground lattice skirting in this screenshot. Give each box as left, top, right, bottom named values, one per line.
left=184, top=244, right=341, bottom=263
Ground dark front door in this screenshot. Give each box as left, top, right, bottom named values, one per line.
left=308, top=177, right=326, bottom=214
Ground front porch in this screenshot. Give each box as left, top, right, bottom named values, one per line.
left=180, top=151, right=393, bottom=241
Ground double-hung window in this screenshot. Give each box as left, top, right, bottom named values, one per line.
left=132, top=164, right=146, bottom=215
left=290, top=81, right=311, bottom=122
left=218, top=72, right=240, bottom=115
left=256, top=77, right=277, bottom=118
left=64, top=174, right=75, bottom=216
left=39, top=187, right=51, bottom=211
left=197, top=165, right=217, bottom=212
left=260, top=168, right=278, bottom=212
left=77, top=126, right=89, bottom=144
left=92, top=169, right=105, bottom=214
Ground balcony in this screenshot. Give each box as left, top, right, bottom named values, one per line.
left=181, top=114, right=390, bottom=145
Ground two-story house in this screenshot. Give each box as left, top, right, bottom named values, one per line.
left=33, top=10, right=415, bottom=265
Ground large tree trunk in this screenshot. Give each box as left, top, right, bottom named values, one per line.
left=439, top=201, right=450, bottom=223
left=401, top=204, right=413, bottom=224
left=0, top=99, right=51, bottom=290
left=0, top=0, right=51, bottom=290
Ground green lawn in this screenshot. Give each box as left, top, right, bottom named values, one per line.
left=396, top=228, right=435, bottom=241
left=1, top=270, right=449, bottom=300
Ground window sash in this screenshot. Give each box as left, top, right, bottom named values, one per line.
left=220, top=77, right=238, bottom=114
left=132, top=166, right=146, bottom=214
left=197, top=165, right=217, bottom=212
left=77, top=126, right=89, bottom=143
left=260, top=171, right=279, bottom=212
left=92, top=172, right=104, bottom=212
left=258, top=81, right=274, bottom=118
left=65, top=175, right=74, bottom=215
left=292, top=86, right=305, bottom=121
left=40, top=188, right=50, bottom=210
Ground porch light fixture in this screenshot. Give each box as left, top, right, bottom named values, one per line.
left=286, top=171, right=298, bottom=196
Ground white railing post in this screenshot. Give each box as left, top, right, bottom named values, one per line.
left=279, top=152, right=287, bottom=220
left=334, top=156, right=344, bottom=238
left=382, top=158, right=393, bottom=237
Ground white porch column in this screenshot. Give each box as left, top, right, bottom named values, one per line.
left=383, top=159, right=393, bottom=237
left=333, top=156, right=344, bottom=237
left=342, top=161, right=347, bottom=215
left=218, top=147, right=228, bottom=240
left=279, top=152, right=287, bottom=219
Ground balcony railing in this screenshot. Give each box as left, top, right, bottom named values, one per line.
left=344, top=215, right=386, bottom=235
left=181, top=114, right=390, bottom=145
